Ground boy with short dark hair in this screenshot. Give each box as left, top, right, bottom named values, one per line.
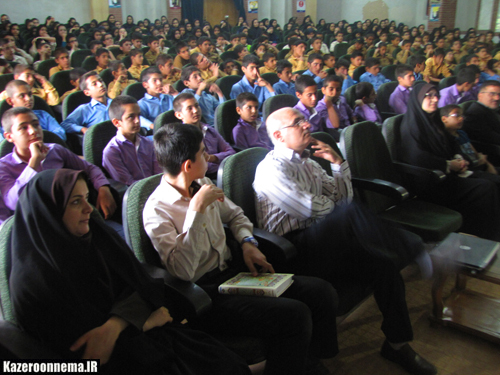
left=396, top=40, right=412, bottom=64
left=273, top=60, right=295, bottom=95
left=348, top=51, right=364, bottom=79
left=423, top=48, right=451, bottom=83
left=60, top=68, right=85, bottom=102
left=173, top=92, right=235, bottom=177
left=116, top=38, right=132, bottom=60
left=88, top=40, right=103, bottom=56
left=373, top=42, right=393, bottom=67
left=322, top=54, right=336, bottom=70
left=359, top=57, right=390, bottom=92
left=329, top=32, right=347, bottom=52
left=173, top=41, right=190, bottom=69
left=408, top=54, right=426, bottom=81
left=144, top=36, right=160, bottom=65
left=438, top=67, right=476, bottom=107
left=156, top=54, right=181, bottom=84
left=180, top=66, right=224, bottom=127
left=32, top=39, right=52, bottom=71
left=48, top=47, right=71, bottom=77
left=386, top=34, right=401, bottom=56
left=353, top=82, right=382, bottom=124
left=293, top=75, right=330, bottom=133
left=335, top=59, right=355, bottom=94
left=347, top=38, right=366, bottom=57
left=303, top=53, right=327, bottom=85
left=138, top=67, right=174, bottom=125
left=130, top=32, right=145, bottom=49
left=316, top=75, right=354, bottom=131
left=288, top=39, right=308, bottom=72
left=128, top=49, right=149, bottom=80
left=103, top=95, right=161, bottom=185
left=107, top=60, right=136, bottom=99
left=94, top=48, right=110, bottom=74
left=389, top=64, right=415, bottom=114
left=233, top=92, right=273, bottom=150
left=259, top=52, right=277, bottom=74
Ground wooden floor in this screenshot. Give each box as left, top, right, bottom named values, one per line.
left=322, top=265, right=500, bottom=375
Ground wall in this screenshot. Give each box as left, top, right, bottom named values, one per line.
left=455, top=0, right=479, bottom=31
left=2, top=0, right=91, bottom=24
left=121, top=0, right=168, bottom=23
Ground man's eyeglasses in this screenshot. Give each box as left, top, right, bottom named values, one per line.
left=482, top=91, right=500, bottom=98
left=280, top=118, right=309, bottom=130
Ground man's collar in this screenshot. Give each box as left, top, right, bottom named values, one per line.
left=275, top=143, right=311, bottom=162
left=90, top=97, right=110, bottom=107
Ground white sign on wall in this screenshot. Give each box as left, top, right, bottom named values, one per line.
left=297, top=0, right=306, bottom=13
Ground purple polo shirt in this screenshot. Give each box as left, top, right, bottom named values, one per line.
left=438, top=84, right=476, bottom=107
left=389, top=85, right=411, bottom=114
left=202, top=124, right=236, bottom=175
left=316, top=96, right=353, bottom=129
left=293, top=101, right=325, bottom=133
left=232, top=118, right=273, bottom=151
left=0, top=143, right=109, bottom=211
left=353, top=104, right=382, bottom=124
left=103, top=132, right=162, bottom=186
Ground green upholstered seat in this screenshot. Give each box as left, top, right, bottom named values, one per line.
left=214, top=99, right=239, bottom=146
left=62, top=90, right=90, bottom=120
left=343, top=83, right=357, bottom=109
left=50, top=70, right=74, bottom=98
left=438, top=76, right=457, bottom=90
left=0, top=130, right=67, bottom=158
left=82, top=120, right=115, bottom=172
left=333, top=43, right=349, bottom=58
left=215, top=75, right=242, bottom=100
left=0, top=217, right=15, bottom=323
left=0, top=74, right=14, bottom=93
left=262, top=94, right=299, bottom=122
left=70, top=49, right=92, bottom=68
left=352, top=66, right=366, bottom=82
left=81, top=56, right=98, bottom=72
left=260, top=73, right=279, bottom=86
left=381, top=64, right=397, bottom=81
left=36, top=59, right=58, bottom=79
left=375, top=81, right=399, bottom=118
left=153, top=110, right=178, bottom=134
left=122, top=82, right=147, bottom=101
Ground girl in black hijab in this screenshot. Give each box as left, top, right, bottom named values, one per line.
left=399, top=83, right=500, bottom=241
left=9, top=169, right=250, bottom=375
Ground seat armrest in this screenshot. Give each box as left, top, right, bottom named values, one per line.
left=142, top=263, right=212, bottom=319
left=0, top=321, right=61, bottom=359
left=351, top=177, right=409, bottom=203
left=253, top=228, right=298, bottom=265
left=392, top=161, right=446, bottom=184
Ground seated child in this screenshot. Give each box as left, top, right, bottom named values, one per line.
left=348, top=50, right=364, bottom=79
left=173, top=92, right=235, bottom=178
left=67, top=35, right=80, bottom=57
left=173, top=41, right=191, bottom=69
left=130, top=32, right=146, bottom=50
left=5, top=80, right=66, bottom=141
left=48, top=47, right=71, bottom=77
left=60, top=68, right=85, bottom=102
left=94, top=48, right=110, bottom=74
left=156, top=54, right=181, bottom=85
left=128, top=49, right=149, bottom=80
left=372, top=42, right=393, bottom=67
left=359, top=57, right=391, bottom=92
left=316, top=75, right=354, bottom=130
left=303, top=53, right=328, bottom=85
left=438, top=67, right=476, bottom=107
left=293, top=75, right=329, bottom=133
left=0, top=64, right=59, bottom=105
left=306, top=37, right=325, bottom=58
left=138, top=67, right=174, bottom=126
left=347, top=38, right=366, bottom=57
left=396, top=40, right=412, bottom=64
left=116, top=38, right=132, bottom=60
left=441, top=104, right=497, bottom=174
left=222, top=59, right=240, bottom=76
left=423, top=43, right=434, bottom=59
left=288, top=39, right=308, bottom=72
left=234, top=44, right=249, bottom=62
left=107, top=60, right=136, bottom=99
left=32, top=39, right=52, bottom=71
left=444, top=50, right=457, bottom=72
left=424, top=48, right=451, bottom=83
left=353, top=82, right=382, bottom=124
left=476, top=46, right=491, bottom=71
left=259, top=52, right=277, bottom=74
left=480, top=59, right=500, bottom=82
left=144, top=36, right=160, bottom=65
left=273, top=60, right=296, bottom=96
left=329, top=31, right=347, bottom=52
left=181, top=66, right=224, bottom=127
left=408, top=54, right=426, bottom=81
left=103, top=95, right=161, bottom=185
left=386, top=35, right=401, bottom=56
left=227, top=34, right=240, bottom=51
left=190, top=52, right=227, bottom=85
left=336, top=58, right=356, bottom=94
left=0, top=107, right=116, bottom=217
left=232, top=92, right=273, bottom=150
left=88, top=40, right=104, bottom=56
left=389, top=64, right=415, bottom=114
left=253, top=43, right=267, bottom=60
left=0, top=59, right=13, bottom=75
left=451, top=40, right=467, bottom=63
left=322, top=54, right=336, bottom=71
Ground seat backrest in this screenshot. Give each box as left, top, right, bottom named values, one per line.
left=277, top=48, right=290, bottom=60
left=36, top=59, right=58, bottom=79
left=122, top=174, right=163, bottom=267
left=0, top=217, right=15, bottom=323
left=153, top=110, right=178, bottom=133
left=0, top=74, right=14, bottom=93
left=309, top=132, right=343, bottom=177
left=260, top=73, right=279, bottom=86
left=50, top=70, right=74, bottom=98
left=375, top=81, right=399, bottom=113
left=42, top=130, right=69, bottom=149
left=340, top=121, right=399, bottom=213
left=333, top=43, right=349, bottom=58
left=81, top=56, right=98, bottom=72
left=353, top=66, right=366, bottom=82
left=217, top=147, right=270, bottom=226
left=262, top=94, right=299, bottom=122
left=220, top=51, right=239, bottom=61
left=62, top=90, right=90, bottom=120
left=82, top=120, right=116, bottom=171
left=99, top=68, right=115, bottom=87
left=214, top=99, right=239, bottom=144
left=381, top=65, right=397, bottom=81
left=70, top=49, right=92, bottom=68
left=172, top=79, right=186, bottom=92
left=108, top=46, right=121, bottom=57
left=122, top=82, right=147, bottom=101
left=122, top=55, right=132, bottom=69
left=438, top=76, right=457, bottom=91
left=381, top=114, right=404, bottom=160
left=343, top=83, right=357, bottom=109
left=215, top=75, right=242, bottom=100
left=459, top=100, right=475, bottom=113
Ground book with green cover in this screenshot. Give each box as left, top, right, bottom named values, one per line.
left=218, top=273, right=294, bottom=297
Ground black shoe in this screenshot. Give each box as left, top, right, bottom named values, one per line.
left=380, top=340, right=437, bottom=375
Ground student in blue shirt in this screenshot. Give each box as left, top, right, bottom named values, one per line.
left=359, top=57, right=391, bottom=92
left=480, top=59, right=500, bottom=83
left=302, top=53, right=328, bottom=86
left=335, top=59, right=356, bottom=95
left=180, top=66, right=224, bottom=127
left=408, top=55, right=426, bottom=82
left=272, top=60, right=296, bottom=95
left=138, top=67, right=175, bottom=126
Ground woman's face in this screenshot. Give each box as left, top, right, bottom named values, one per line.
left=127, top=16, right=133, bottom=24
left=174, top=30, right=181, bottom=39
left=252, top=19, right=259, bottom=27
left=144, top=20, right=149, bottom=26
left=421, top=89, right=439, bottom=113
left=62, top=179, right=93, bottom=237
left=194, top=20, right=200, bottom=27
left=186, top=23, right=192, bottom=31
left=172, top=19, right=179, bottom=27
left=58, top=25, right=67, bottom=36
left=39, top=26, right=48, bottom=36
left=109, top=15, right=115, bottom=23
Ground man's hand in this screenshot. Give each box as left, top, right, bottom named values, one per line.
left=70, top=316, right=128, bottom=365
left=310, top=138, right=343, bottom=164
left=242, top=242, right=275, bottom=276
left=96, top=186, right=117, bottom=219
left=318, top=70, right=328, bottom=79
left=209, top=63, right=220, bottom=78
left=189, top=184, right=225, bottom=214
left=143, top=307, right=173, bottom=332
left=28, top=141, right=49, bottom=170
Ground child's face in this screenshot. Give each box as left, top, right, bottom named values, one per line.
left=199, top=41, right=211, bottom=55
left=322, top=81, right=341, bottom=101
left=96, top=52, right=110, bottom=68
left=217, top=36, right=225, bottom=46
left=223, top=61, right=236, bottom=75
left=478, top=49, right=487, bottom=59
left=264, top=57, right=277, bottom=70
left=84, top=75, right=106, bottom=99
left=433, top=54, right=444, bottom=66
left=177, top=46, right=189, bottom=61
left=423, top=35, right=429, bottom=44
left=7, top=85, right=34, bottom=108
left=149, top=40, right=159, bottom=51
left=236, top=100, right=259, bottom=123
left=379, top=46, right=387, bottom=55
left=16, top=69, right=36, bottom=87
left=239, top=48, right=249, bottom=59
left=365, top=89, right=377, bottom=104
left=403, top=43, right=411, bottom=51
left=55, top=53, right=70, bottom=69
left=184, top=71, right=203, bottom=90
left=336, top=34, right=344, bottom=42
left=38, top=43, right=51, bottom=55
left=351, top=56, right=363, bottom=67
left=425, top=45, right=434, bottom=55
left=240, top=37, right=247, bottom=45
left=445, top=52, right=454, bottom=62
left=5, top=112, right=43, bottom=152
left=324, top=56, right=335, bottom=68
left=143, top=73, right=163, bottom=96
left=278, top=67, right=292, bottom=83
left=114, top=103, right=141, bottom=138
left=294, top=43, right=305, bottom=56
left=442, top=108, right=464, bottom=131
left=392, top=38, right=400, bottom=46
left=398, top=71, right=415, bottom=88
left=256, top=46, right=266, bottom=56
left=309, top=59, right=323, bottom=75
left=468, top=56, right=479, bottom=66
left=174, top=98, right=202, bottom=125
left=189, top=141, right=208, bottom=179
left=132, top=38, right=142, bottom=49
left=131, top=53, right=144, bottom=65
left=366, top=64, right=380, bottom=76
left=335, top=66, right=347, bottom=78
left=112, top=64, right=128, bottom=80
left=436, top=39, right=445, bottom=49
left=312, top=39, right=322, bottom=51
left=296, top=85, right=317, bottom=109
left=231, top=38, right=240, bottom=46
left=242, top=63, right=259, bottom=81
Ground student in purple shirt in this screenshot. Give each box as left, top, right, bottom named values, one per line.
left=316, top=75, right=354, bottom=130
left=438, top=67, right=476, bottom=108
left=389, top=65, right=415, bottom=114
left=173, top=93, right=235, bottom=178
left=353, top=82, right=382, bottom=124
left=103, top=96, right=162, bottom=185
left=233, top=93, right=273, bottom=150
left=0, top=107, right=116, bottom=218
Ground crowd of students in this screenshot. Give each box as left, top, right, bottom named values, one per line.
left=2, top=10, right=500, bottom=375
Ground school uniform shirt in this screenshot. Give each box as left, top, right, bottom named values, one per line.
left=173, top=55, right=190, bottom=69
left=288, top=56, right=308, bottom=72
left=293, top=101, right=325, bottom=133
left=102, top=132, right=162, bottom=186
left=144, top=50, right=160, bottom=65
left=480, top=72, right=500, bottom=83
left=32, top=109, right=66, bottom=141
left=232, top=118, right=273, bottom=150
left=273, top=79, right=296, bottom=96
left=302, top=69, right=324, bottom=85
left=316, top=96, right=353, bottom=129
left=396, top=50, right=412, bottom=65
left=373, top=51, right=393, bottom=67
left=181, top=88, right=224, bottom=127
left=341, top=75, right=357, bottom=95
left=389, top=85, right=411, bottom=114
left=199, top=68, right=227, bottom=85
left=230, top=76, right=275, bottom=111
left=259, top=66, right=277, bottom=75
left=201, top=124, right=236, bottom=175
left=94, top=66, right=105, bottom=74
left=128, top=64, right=150, bottom=80
left=107, top=79, right=137, bottom=99
left=438, top=84, right=476, bottom=107
left=48, top=65, right=69, bottom=78
left=61, top=98, right=113, bottom=134
left=138, top=93, right=175, bottom=123
left=60, top=88, right=79, bottom=103
left=359, top=72, right=391, bottom=92
left=424, top=58, right=451, bottom=79
left=353, top=103, right=382, bottom=124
